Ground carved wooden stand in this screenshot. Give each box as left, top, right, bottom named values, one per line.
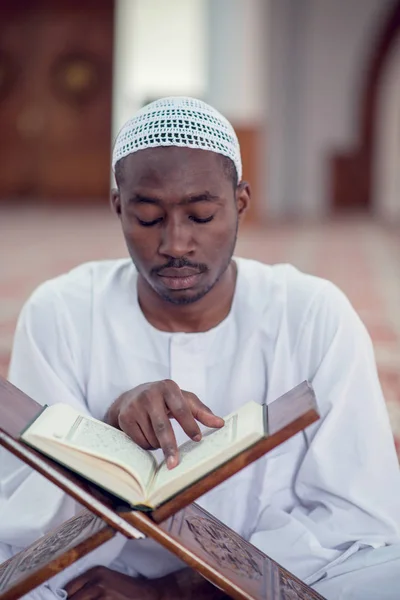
left=0, top=377, right=324, bottom=599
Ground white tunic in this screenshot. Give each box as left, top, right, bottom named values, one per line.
left=1, top=258, right=400, bottom=600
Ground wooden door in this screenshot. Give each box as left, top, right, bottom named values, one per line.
left=0, top=0, right=114, bottom=202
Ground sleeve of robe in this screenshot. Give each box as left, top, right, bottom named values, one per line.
left=0, top=282, right=127, bottom=598
left=249, top=280, right=400, bottom=585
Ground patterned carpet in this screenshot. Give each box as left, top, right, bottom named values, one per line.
left=1, top=207, right=400, bottom=458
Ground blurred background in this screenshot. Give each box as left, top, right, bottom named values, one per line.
left=0, top=0, right=399, bottom=456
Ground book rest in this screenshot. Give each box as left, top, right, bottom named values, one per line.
left=0, top=377, right=324, bottom=599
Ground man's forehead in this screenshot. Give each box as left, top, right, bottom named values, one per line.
left=122, top=147, right=225, bottom=183
left=119, top=150, right=233, bottom=204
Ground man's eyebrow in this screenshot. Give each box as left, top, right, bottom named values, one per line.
left=127, top=194, right=161, bottom=205
left=183, top=192, right=219, bottom=204
left=127, top=191, right=219, bottom=205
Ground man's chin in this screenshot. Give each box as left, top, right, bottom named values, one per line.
left=156, top=287, right=208, bottom=305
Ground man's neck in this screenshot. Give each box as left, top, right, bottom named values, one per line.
left=137, top=262, right=237, bottom=333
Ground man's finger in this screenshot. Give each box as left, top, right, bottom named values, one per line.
left=147, top=405, right=179, bottom=469
left=64, top=572, right=91, bottom=597
left=66, top=581, right=101, bottom=599
left=135, top=413, right=162, bottom=449
left=184, top=392, right=225, bottom=429
left=120, top=419, right=154, bottom=450
left=164, top=385, right=202, bottom=442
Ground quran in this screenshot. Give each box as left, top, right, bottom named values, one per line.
left=0, top=376, right=323, bottom=599
left=21, top=400, right=270, bottom=510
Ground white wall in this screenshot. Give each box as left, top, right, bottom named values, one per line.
left=112, top=0, right=208, bottom=138
left=374, top=33, right=400, bottom=221
left=267, top=0, right=396, bottom=218
left=206, top=0, right=267, bottom=127
left=267, top=0, right=309, bottom=218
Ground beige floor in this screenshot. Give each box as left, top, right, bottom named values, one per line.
left=1, top=207, right=400, bottom=456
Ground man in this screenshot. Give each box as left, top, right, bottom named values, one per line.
left=1, top=96, right=400, bottom=599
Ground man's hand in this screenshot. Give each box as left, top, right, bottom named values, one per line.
left=105, top=380, right=224, bottom=469
left=65, top=567, right=163, bottom=599
left=65, top=567, right=230, bottom=599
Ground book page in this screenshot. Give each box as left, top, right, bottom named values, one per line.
left=64, top=416, right=157, bottom=491
left=149, top=401, right=265, bottom=504
left=154, top=415, right=238, bottom=490
left=154, top=415, right=241, bottom=488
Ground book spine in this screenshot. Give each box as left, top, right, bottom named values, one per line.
left=19, top=405, right=48, bottom=437
left=263, top=402, right=268, bottom=436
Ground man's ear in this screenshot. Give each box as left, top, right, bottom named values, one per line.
left=110, top=188, right=121, bottom=217
left=236, top=181, right=251, bottom=221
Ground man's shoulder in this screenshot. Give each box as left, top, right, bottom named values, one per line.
left=237, top=257, right=336, bottom=302
left=25, top=258, right=135, bottom=311
left=236, top=257, right=350, bottom=326
left=236, top=259, right=362, bottom=365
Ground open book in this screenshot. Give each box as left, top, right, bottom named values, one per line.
left=21, top=400, right=268, bottom=510
left=1, top=376, right=321, bottom=599
left=1, top=376, right=321, bottom=600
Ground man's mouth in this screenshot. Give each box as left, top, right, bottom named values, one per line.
left=157, top=267, right=203, bottom=290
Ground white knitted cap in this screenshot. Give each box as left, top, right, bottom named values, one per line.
left=112, top=96, right=242, bottom=181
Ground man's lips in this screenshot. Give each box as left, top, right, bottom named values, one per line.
left=158, top=267, right=201, bottom=278
left=157, top=267, right=203, bottom=290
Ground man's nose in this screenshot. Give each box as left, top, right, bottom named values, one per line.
left=158, top=219, right=195, bottom=257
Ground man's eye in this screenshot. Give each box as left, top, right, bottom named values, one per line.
left=137, top=218, right=163, bottom=227
left=190, top=215, right=214, bottom=224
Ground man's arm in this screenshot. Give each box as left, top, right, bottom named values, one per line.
left=65, top=566, right=229, bottom=599
left=1, top=284, right=89, bottom=547
left=0, top=283, right=125, bottom=596
left=170, top=568, right=230, bottom=599
left=249, top=282, right=400, bottom=584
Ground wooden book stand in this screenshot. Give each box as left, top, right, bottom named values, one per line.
left=0, top=377, right=324, bottom=599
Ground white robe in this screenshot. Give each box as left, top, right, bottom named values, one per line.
left=1, top=257, right=400, bottom=600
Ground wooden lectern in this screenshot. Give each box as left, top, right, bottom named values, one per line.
left=0, top=377, right=324, bottom=599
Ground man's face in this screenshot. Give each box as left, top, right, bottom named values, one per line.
left=112, top=146, right=249, bottom=305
